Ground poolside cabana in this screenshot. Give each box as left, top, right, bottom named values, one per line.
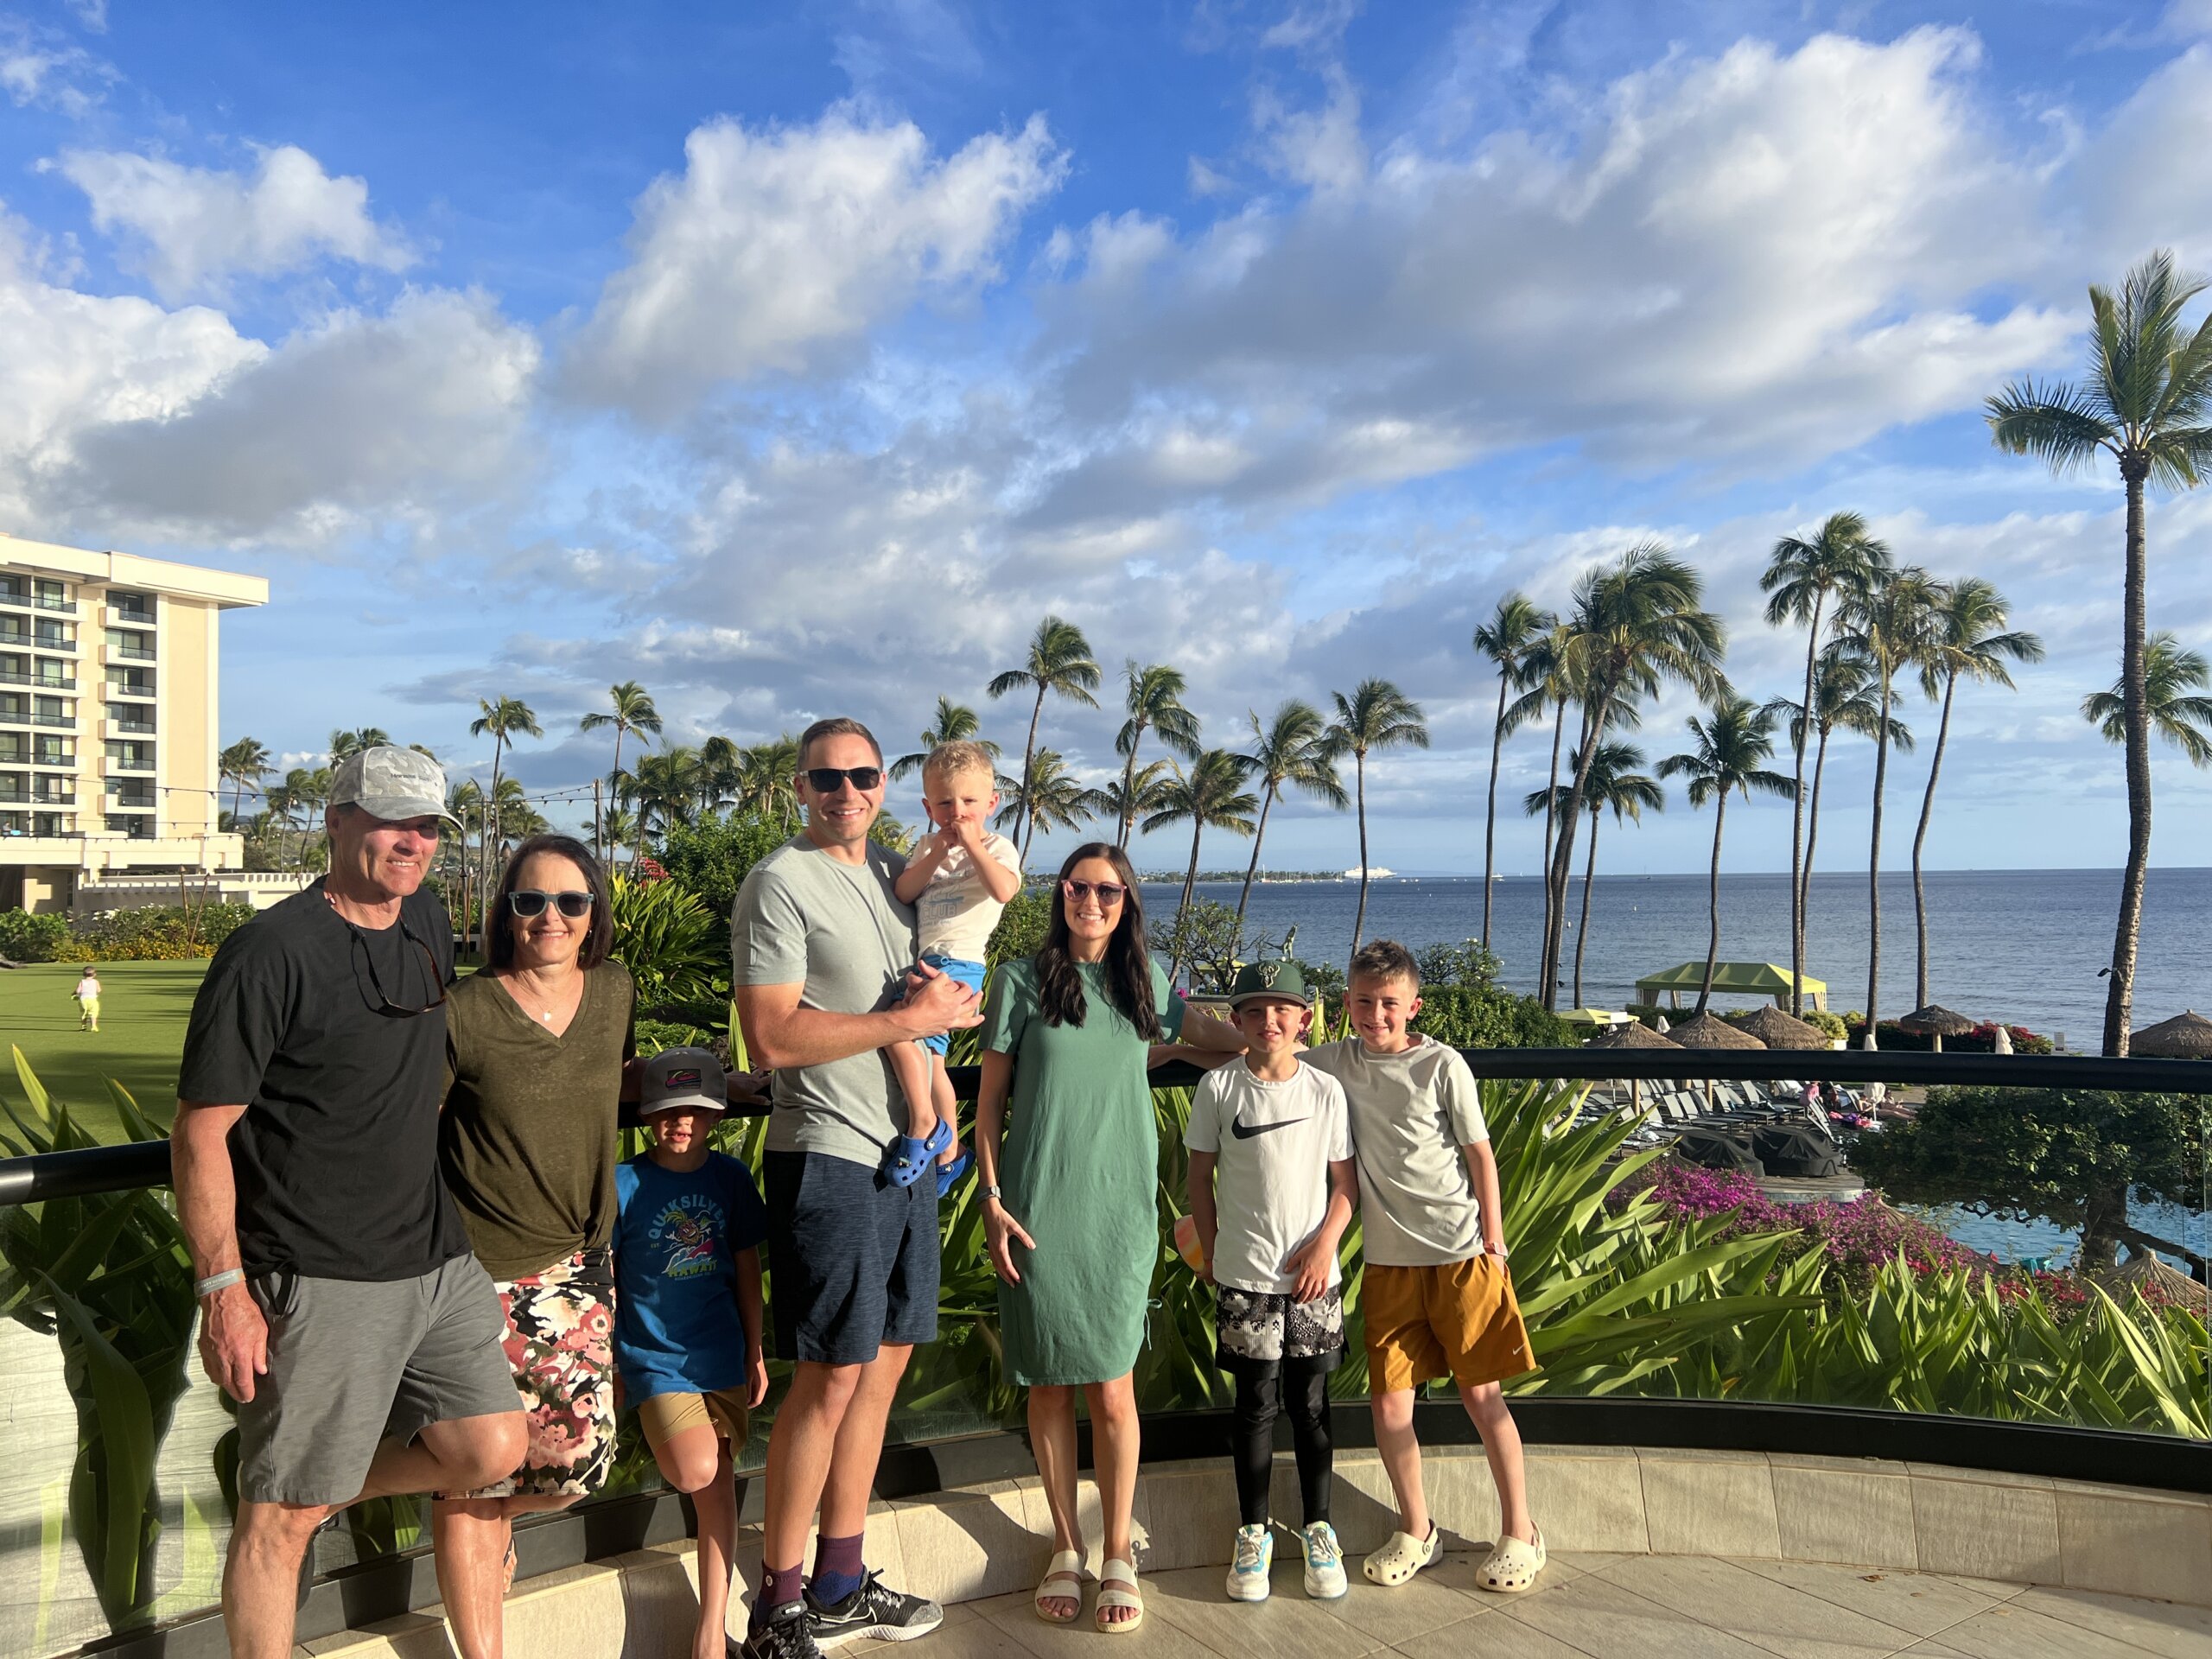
left=1633, top=961, right=1827, bottom=1013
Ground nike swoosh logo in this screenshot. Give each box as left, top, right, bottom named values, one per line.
left=1231, top=1117, right=1309, bottom=1138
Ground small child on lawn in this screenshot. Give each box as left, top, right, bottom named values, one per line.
left=1185, top=960, right=1358, bottom=1604
left=1305, top=939, right=1546, bottom=1594
left=613, top=1048, right=770, bottom=1659
left=884, top=741, right=1022, bottom=1190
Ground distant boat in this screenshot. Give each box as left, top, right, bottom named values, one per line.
left=1341, top=866, right=1395, bottom=880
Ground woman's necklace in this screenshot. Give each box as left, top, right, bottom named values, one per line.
left=505, top=969, right=579, bottom=1027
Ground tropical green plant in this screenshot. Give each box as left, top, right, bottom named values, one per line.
left=1526, top=740, right=1662, bottom=1007
left=1762, top=511, right=1890, bottom=1016
left=1473, top=593, right=1548, bottom=950
left=1540, top=545, right=1726, bottom=1007
left=2083, top=632, right=2212, bottom=768
left=1324, top=679, right=1428, bottom=967
left=607, top=873, right=727, bottom=1009
left=0, top=907, right=72, bottom=962
left=626, top=746, right=702, bottom=859
left=658, top=813, right=791, bottom=920
left=1112, top=663, right=1203, bottom=848
left=580, top=682, right=662, bottom=859
left=1234, top=701, right=1346, bottom=928
left=1658, top=697, right=1793, bottom=1014
left=989, top=749, right=1096, bottom=852
left=327, top=727, right=391, bottom=762
left=1835, top=565, right=1940, bottom=1031
left=1410, top=988, right=1576, bottom=1050
left=890, top=697, right=999, bottom=782
left=985, top=887, right=1052, bottom=967
left=1142, top=749, right=1258, bottom=915
left=1910, top=579, right=2042, bottom=1008
left=986, top=616, right=1103, bottom=861
left=1082, top=760, right=1175, bottom=855
left=0, top=1052, right=196, bottom=1630
left=731, top=736, right=801, bottom=832
left=1988, top=250, right=2212, bottom=1056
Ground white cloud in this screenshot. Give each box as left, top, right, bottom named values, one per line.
left=564, top=109, right=1065, bottom=417
left=0, top=17, right=110, bottom=113
left=2073, top=46, right=2212, bottom=273
left=54, top=144, right=415, bottom=301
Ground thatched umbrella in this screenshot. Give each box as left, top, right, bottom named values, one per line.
left=1898, top=1003, right=1977, bottom=1054
left=2131, top=1010, right=2212, bottom=1058
left=1732, top=1004, right=1830, bottom=1051
left=1667, top=1011, right=1766, bottom=1050
left=1590, top=1020, right=1681, bottom=1116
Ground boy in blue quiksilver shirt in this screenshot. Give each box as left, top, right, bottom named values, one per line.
left=614, top=1047, right=769, bottom=1659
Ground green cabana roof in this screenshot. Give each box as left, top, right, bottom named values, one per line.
left=1633, top=962, right=1826, bottom=996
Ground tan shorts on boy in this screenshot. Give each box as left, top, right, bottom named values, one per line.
left=1363, top=1255, right=1537, bottom=1392
left=637, top=1387, right=751, bottom=1455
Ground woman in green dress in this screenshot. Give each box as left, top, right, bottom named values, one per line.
left=976, top=842, right=1244, bottom=1633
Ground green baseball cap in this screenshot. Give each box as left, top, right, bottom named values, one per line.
left=1230, top=959, right=1313, bottom=1009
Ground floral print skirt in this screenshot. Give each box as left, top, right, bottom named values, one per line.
left=454, top=1249, right=618, bottom=1499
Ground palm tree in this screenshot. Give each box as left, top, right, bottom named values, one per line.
left=470, top=695, right=543, bottom=916
left=579, top=682, right=661, bottom=857
left=1142, top=749, right=1260, bottom=980
left=1324, top=679, right=1429, bottom=966
left=991, top=750, right=1096, bottom=849
left=1761, top=511, right=1890, bottom=1015
left=891, top=698, right=1000, bottom=781
left=1113, top=663, right=1204, bottom=848
left=1473, top=594, right=1547, bottom=949
left=2084, top=632, right=2212, bottom=767
left=1505, top=623, right=1573, bottom=981
left=731, top=736, right=801, bottom=830
left=328, top=727, right=392, bottom=762
left=1083, top=760, right=1176, bottom=853
left=219, top=736, right=272, bottom=828
left=1835, top=567, right=1940, bottom=1034
left=1988, top=250, right=2212, bottom=1054
left=987, top=616, right=1102, bottom=861
left=1764, top=649, right=1912, bottom=973
left=1234, top=701, right=1347, bottom=927
left=1910, top=579, right=2043, bottom=1008
left=1524, top=740, right=1662, bottom=1007
left=445, top=779, right=483, bottom=918
left=696, top=734, right=741, bottom=816
left=1657, top=697, right=1793, bottom=1014
left=631, top=747, right=701, bottom=857
left=1540, top=544, right=1727, bottom=1007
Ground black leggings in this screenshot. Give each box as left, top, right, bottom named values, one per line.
left=1232, top=1363, right=1333, bottom=1528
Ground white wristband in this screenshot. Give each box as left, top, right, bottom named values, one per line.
left=194, top=1268, right=245, bottom=1299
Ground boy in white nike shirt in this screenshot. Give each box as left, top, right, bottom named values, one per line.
left=1185, top=960, right=1357, bottom=1604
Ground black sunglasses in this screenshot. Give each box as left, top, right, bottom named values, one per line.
left=804, top=766, right=883, bottom=792
left=349, top=921, right=448, bottom=1017
left=508, top=888, right=594, bottom=918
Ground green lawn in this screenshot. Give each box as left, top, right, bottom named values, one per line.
left=1, top=960, right=209, bottom=1142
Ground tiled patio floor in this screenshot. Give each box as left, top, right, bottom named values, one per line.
left=849, top=1548, right=2212, bottom=1659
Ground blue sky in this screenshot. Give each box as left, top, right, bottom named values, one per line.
left=3, top=0, right=2210, bottom=875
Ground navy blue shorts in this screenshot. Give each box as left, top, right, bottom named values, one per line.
left=765, top=1150, right=941, bottom=1366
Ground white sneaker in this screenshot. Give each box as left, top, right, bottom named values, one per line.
left=1301, top=1522, right=1348, bottom=1599
left=1226, top=1523, right=1273, bottom=1601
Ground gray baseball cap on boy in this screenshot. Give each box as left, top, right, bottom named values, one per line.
left=329, top=746, right=461, bottom=825
left=641, top=1046, right=728, bottom=1116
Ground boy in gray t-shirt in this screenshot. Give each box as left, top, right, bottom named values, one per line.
left=1185, top=961, right=1357, bottom=1604
left=1305, top=940, right=1545, bottom=1599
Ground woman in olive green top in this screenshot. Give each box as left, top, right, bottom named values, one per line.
left=976, top=842, right=1244, bottom=1632
left=433, top=834, right=634, bottom=1658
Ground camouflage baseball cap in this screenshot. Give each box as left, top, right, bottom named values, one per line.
left=1229, top=958, right=1313, bottom=1008
left=329, top=746, right=461, bottom=825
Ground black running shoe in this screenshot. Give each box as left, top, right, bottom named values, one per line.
left=741, top=1601, right=823, bottom=1659
left=804, top=1569, right=944, bottom=1648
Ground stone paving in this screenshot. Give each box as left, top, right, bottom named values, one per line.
left=842, top=1548, right=2212, bottom=1659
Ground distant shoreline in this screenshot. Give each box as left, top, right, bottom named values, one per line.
left=1121, top=866, right=2212, bottom=884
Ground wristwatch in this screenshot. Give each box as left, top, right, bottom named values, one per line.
left=982, top=1184, right=1002, bottom=1200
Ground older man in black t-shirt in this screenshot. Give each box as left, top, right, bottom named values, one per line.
left=173, top=748, right=525, bottom=1659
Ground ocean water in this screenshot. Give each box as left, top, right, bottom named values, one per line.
left=1150, top=866, right=2212, bottom=1044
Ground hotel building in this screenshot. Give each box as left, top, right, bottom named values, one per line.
left=0, top=532, right=270, bottom=913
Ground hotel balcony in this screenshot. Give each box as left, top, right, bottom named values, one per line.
left=101, top=639, right=156, bottom=664
left=102, top=753, right=154, bottom=775
left=103, top=715, right=156, bottom=739
left=102, top=677, right=156, bottom=702
left=101, top=603, right=156, bottom=627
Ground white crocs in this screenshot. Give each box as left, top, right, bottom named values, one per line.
left=1476, top=1527, right=1547, bottom=1593
left=1362, top=1522, right=1442, bottom=1587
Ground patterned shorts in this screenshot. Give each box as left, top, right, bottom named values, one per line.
left=451, top=1250, right=619, bottom=1500
left=1216, top=1283, right=1346, bottom=1368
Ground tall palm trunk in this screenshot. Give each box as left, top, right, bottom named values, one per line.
left=1573, top=808, right=1599, bottom=1007
left=1543, top=699, right=1608, bottom=1009
left=1910, top=671, right=1959, bottom=1010
left=1481, top=675, right=1510, bottom=949
left=1016, top=690, right=1046, bottom=861
left=1169, top=817, right=1205, bottom=984
left=1348, top=753, right=1371, bottom=965
left=1236, top=785, right=1277, bottom=928
left=2104, top=461, right=2153, bottom=1057
left=603, top=728, right=626, bottom=864
left=1549, top=787, right=1583, bottom=1009
left=480, top=736, right=507, bottom=948
left=1116, top=728, right=1146, bottom=849
left=1789, top=599, right=1824, bottom=1016
left=1697, top=791, right=1729, bottom=1014
left=1801, top=726, right=1833, bottom=942
left=1866, top=682, right=1894, bottom=1033
left=1537, top=700, right=1564, bottom=990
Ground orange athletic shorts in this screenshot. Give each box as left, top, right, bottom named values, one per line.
left=1362, top=1255, right=1538, bottom=1393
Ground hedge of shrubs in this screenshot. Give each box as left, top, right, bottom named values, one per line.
left=0, top=903, right=257, bottom=963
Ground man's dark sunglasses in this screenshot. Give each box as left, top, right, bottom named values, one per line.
left=804, top=766, right=883, bottom=792
left=509, top=889, right=594, bottom=918
left=349, top=922, right=448, bottom=1017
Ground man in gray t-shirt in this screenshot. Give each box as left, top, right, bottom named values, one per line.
left=729, top=718, right=979, bottom=1659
